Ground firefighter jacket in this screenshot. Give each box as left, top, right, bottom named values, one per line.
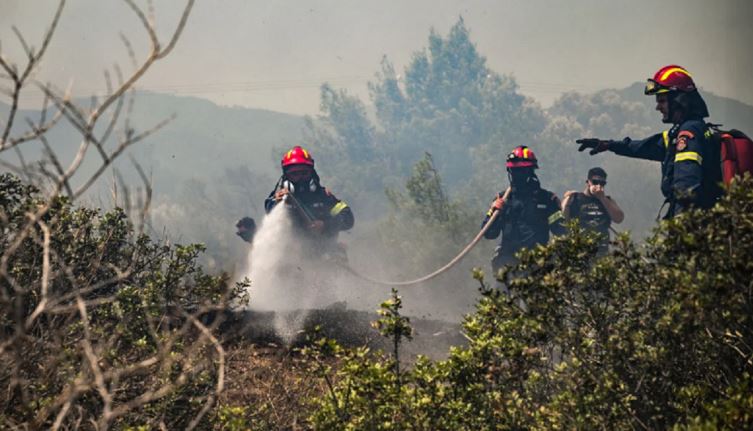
left=482, top=186, right=563, bottom=268
left=607, top=118, right=723, bottom=217
left=264, top=184, right=354, bottom=239
left=564, top=192, right=611, bottom=253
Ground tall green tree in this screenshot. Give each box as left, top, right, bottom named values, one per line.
left=306, top=18, right=545, bottom=215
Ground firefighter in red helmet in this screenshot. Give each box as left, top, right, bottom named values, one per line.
left=576, top=65, right=723, bottom=218
left=264, top=146, right=354, bottom=244
left=481, top=146, right=564, bottom=272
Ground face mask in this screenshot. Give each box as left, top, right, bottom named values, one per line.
left=508, top=168, right=538, bottom=190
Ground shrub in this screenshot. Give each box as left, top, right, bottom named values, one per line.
left=306, top=177, right=753, bottom=430
left=0, top=173, right=249, bottom=429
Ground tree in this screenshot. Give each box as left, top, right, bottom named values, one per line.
left=306, top=18, right=545, bottom=215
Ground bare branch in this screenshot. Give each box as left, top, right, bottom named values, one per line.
left=0, top=52, right=20, bottom=80
left=90, top=0, right=193, bottom=124
left=155, top=0, right=195, bottom=60
left=23, top=0, right=67, bottom=84
left=99, top=76, right=126, bottom=145
left=0, top=0, right=65, bottom=149
left=185, top=313, right=225, bottom=431
left=130, top=155, right=153, bottom=234
left=79, top=298, right=114, bottom=422
left=11, top=26, right=34, bottom=61
left=73, top=114, right=175, bottom=199
left=38, top=131, right=74, bottom=197
left=124, top=0, right=160, bottom=51
left=118, top=35, right=139, bottom=72
left=26, top=222, right=52, bottom=331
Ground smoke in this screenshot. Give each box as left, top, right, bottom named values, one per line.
left=241, top=203, right=364, bottom=344
left=237, top=200, right=486, bottom=346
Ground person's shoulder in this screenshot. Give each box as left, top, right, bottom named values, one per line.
left=538, top=188, right=561, bottom=202
left=679, top=119, right=707, bottom=136
left=319, top=186, right=341, bottom=200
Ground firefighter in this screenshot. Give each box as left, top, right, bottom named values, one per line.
left=562, top=167, right=624, bottom=254
left=576, top=65, right=723, bottom=218
left=264, top=146, right=354, bottom=244
left=482, top=146, right=564, bottom=272
left=235, top=216, right=256, bottom=243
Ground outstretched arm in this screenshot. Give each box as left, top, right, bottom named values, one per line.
left=577, top=132, right=668, bottom=162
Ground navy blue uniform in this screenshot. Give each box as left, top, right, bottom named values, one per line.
left=265, top=185, right=354, bottom=239
left=608, top=119, right=723, bottom=217
left=482, top=187, right=563, bottom=270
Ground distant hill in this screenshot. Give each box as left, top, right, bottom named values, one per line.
left=0, top=92, right=306, bottom=196
left=4, top=85, right=752, bottom=263
left=125, top=92, right=305, bottom=192
left=614, top=82, right=753, bottom=131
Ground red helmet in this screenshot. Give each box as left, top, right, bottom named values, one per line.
left=506, top=146, right=538, bottom=169
left=281, top=146, right=314, bottom=168
left=644, top=65, right=696, bottom=95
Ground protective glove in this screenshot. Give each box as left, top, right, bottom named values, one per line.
left=575, top=138, right=610, bottom=155
left=491, top=187, right=512, bottom=211
left=492, top=196, right=504, bottom=210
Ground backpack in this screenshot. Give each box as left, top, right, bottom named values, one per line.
left=709, top=126, right=753, bottom=185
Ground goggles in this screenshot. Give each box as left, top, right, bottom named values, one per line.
left=644, top=79, right=670, bottom=95
left=284, top=166, right=313, bottom=181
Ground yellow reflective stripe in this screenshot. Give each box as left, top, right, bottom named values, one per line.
left=548, top=210, right=563, bottom=225
left=675, top=152, right=702, bottom=164
left=523, top=148, right=530, bottom=159
left=330, top=201, right=348, bottom=216
left=302, top=148, right=309, bottom=159
left=662, top=130, right=670, bottom=148
left=660, top=66, right=692, bottom=80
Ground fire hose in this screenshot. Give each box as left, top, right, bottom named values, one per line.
left=283, top=186, right=500, bottom=287
left=342, top=209, right=499, bottom=286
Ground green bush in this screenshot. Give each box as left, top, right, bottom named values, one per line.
left=0, top=173, right=249, bottom=429
left=306, top=177, right=753, bottom=430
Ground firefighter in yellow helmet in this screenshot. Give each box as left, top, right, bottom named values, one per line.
left=576, top=65, right=723, bottom=218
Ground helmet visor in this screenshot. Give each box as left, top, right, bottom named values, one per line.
left=284, top=165, right=314, bottom=182
left=645, top=79, right=670, bottom=95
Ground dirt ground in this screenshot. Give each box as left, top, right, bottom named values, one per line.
left=216, top=306, right=466, bottom=429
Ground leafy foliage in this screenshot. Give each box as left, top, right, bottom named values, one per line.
left=380, top=152, right=480, bottom=274
left=306, top=18, right=544, bottom=212
left=0, top=173, right=249, bottom=429
left=306, top=177, right=753, bottom=430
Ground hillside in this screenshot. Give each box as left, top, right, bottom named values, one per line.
left=4, top=84, right=753, bottom=265
left=1, top=92, right=304, bottom=191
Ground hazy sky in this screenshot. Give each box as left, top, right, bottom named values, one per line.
left=3, top=0, right=752, bottom=115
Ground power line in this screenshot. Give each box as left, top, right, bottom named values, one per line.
left=14, top=76, right=614, bottom=106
